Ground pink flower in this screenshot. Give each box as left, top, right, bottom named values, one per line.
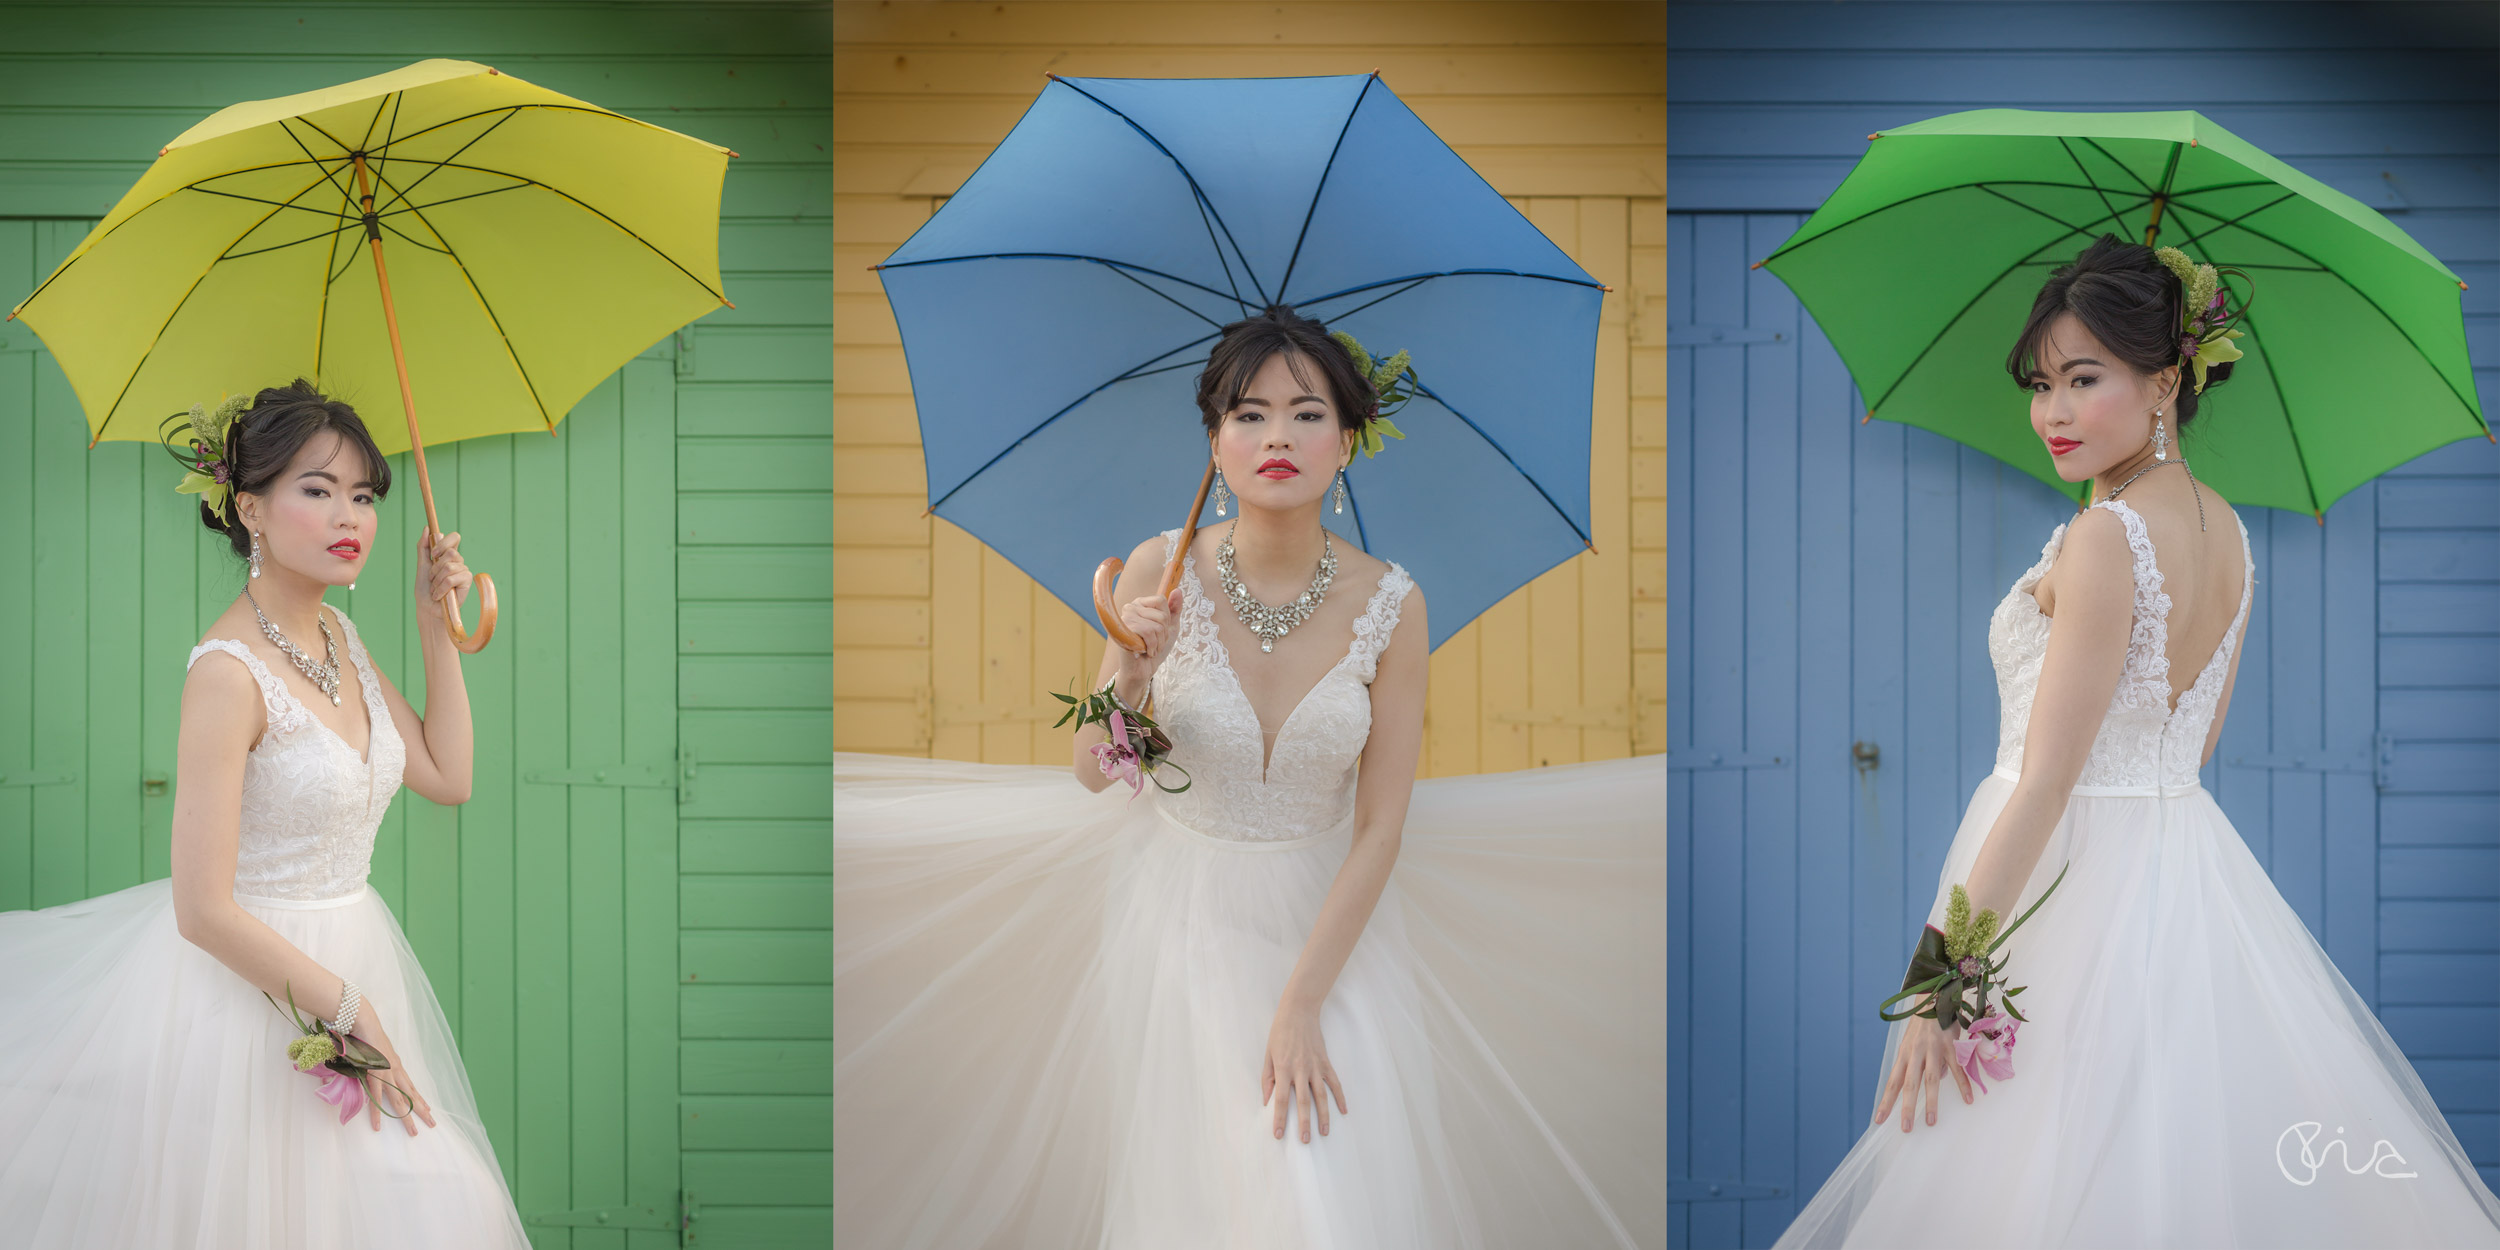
left=1952, top=1009, right=2020, bottom=1094
left=311, top=1064, right=365, bottom=1124
left=1092, top=709, right=1144, bottom=798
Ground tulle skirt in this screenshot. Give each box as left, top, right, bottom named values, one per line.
left=834, top=752, right=1668, bottom=1249
left=0, top=878, right=530, bottom=1248
left=1774, top=767, right=2500, bottom=1249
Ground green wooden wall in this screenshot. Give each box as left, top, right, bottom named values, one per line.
left=0, top=5, right=831, bottom=1247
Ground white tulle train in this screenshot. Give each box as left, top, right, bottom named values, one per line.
left=834, top=751, right=1668, bottom=1249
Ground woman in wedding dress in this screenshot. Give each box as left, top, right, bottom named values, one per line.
left=0, top=380, right=529, bottom=1246
left=1773, top=237, right=2500, bottom=1247
left=836, top=305, right=1666, bottom=1248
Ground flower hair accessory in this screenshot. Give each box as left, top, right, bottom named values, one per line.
left=1327, top=329, right=1415, bottom=459
left=158, top=392, right=254, bottom=521
left=2153, top=246, right=2254, bottom=396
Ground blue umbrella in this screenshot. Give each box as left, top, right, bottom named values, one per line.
left=873, top=72, right=1605, bottom=651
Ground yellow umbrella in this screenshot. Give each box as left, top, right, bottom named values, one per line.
left=6, top=58, right=738, bottom=651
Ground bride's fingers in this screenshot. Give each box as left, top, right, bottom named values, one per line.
left=1272, top=1079, right=1290, bottom=1139
left=1297, top=1074, right=1314, bottom=1143
left=1314, top=1074, right=1330, bottom=1137
left=1324, top=1066, right=1346, bottom=1115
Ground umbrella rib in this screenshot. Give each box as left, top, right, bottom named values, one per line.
left=89, top=189, right=314, bottom=446
left=1291, top=266, right=1606, bottom=310
left=2160, top=196, right=2490, bottom=434
left=875, top=252, right=1253, bottom=306
left=1275, top=73, right=1377, bottom=305
left=1047, top=77, right=1271, bottom=307
left=1864, top=209, right=2089, bottom=418
left=1101, top=263, right=1227, bottom=330
left=1408, top=374, right=1591, bottom=547
left=924, top=334, right=1235, bottom=513
left=2227, top=305, right=2324, bottom=518
left=364, top=163, right=560, bottom=433
left=1188, top=169, right=1251, bottom=314
left=2056, top=137, right=2138, bottom=241
left=370, top=109, right=524, bottom=217
left=2076, top=136, right=2158, bottom=198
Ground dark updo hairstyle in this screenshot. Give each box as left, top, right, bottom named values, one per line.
left=2005, top=233, right=2249, bottom=432
left=180, top=378, right=393, bottom=560
left=1195, top=303, right=1377, bottom=441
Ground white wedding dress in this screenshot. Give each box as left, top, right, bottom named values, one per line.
left=0, top=609, right=530, bottom=1248
left=1774, top=498, right=2500, bottom=1248
left=836, top=528, right=1668, bottom=1248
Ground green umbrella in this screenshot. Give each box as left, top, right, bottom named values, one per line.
left=1754, top=108, right=2485, bottom=522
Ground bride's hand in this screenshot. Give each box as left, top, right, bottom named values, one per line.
left=353, top=1009, right=440, bottom=1136
left=1262, top=1001, right=1346, bottom=1145
left=414, top=530, right=471, bottom=624
left=1874, top=1012, right=1972, bottom=1133
left=1114, top=587, right=1183, bottom=692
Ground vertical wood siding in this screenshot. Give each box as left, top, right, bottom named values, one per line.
left=832, top=0, right=1666, bottom=776
left=0, top=6, right=832, bottom=1247
left=1667, top=4, right=2500, bottom=1245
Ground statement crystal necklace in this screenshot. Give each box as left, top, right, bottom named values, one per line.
left=243, top=583, right=342, bottom=706
left=1216, top=523, right=1337, bottom=653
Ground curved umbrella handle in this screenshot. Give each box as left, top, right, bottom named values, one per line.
left=1093, top=461, right=1219, bottom=655
left=442, top=571, right=497, bottom=654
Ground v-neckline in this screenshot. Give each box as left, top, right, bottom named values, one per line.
left=2020, top=501, right=2247, bottom=723
left=1180, top=549, right=1388, bottom=784
left=217, top=632, right=376, bottom=767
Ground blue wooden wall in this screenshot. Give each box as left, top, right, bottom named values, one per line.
left=1665, top=4, right=2499, bottom=1246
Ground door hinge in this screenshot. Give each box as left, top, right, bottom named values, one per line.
left=524, top=1190, right=699, bottom=1241
left=2224, top=733, right=2391, bottom=789
left=523, top=750, right=697, bottom=805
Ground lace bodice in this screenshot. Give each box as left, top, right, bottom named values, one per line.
left=1146, top=527, right=1416, bottom=841
left=184, top=609, right=406, bottom=901
left=1989, top=498, right=2253, bottom=789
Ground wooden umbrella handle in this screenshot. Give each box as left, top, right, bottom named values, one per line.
left=1094, top=461, right=1217, bottom=654
left=440, top=568, right=497, bottom=654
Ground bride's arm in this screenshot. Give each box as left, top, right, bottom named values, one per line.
left=1961, top=508, right=2135, bottom=923
left=1279, top=583, right=1427, bottom=1013
left=166, top=654, right=361, bottom=1023
left=1070, top=533, right=1172, bottom=792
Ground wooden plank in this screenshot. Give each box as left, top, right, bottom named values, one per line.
left=402, top=442, right=462, bottom=1017
left=683, top=876, right=830, bottom=931
left=565, top=373, right=630, bottom=1250
left=1423, top=624, right=1479, bottom=779
left=31, top=222, right=87, bottom=908
left=682, top=1095, right=831, bottom=1151
left=681, top=546, right=834, bottom=601
left=836, top=141, right=1664, bottom=198
left=682, top=985, right=832, bottom=1039
left=85, top=445, right=143, bottom=896
left=3, top=5, right=836, bottom=55
left=827, top=547, right=928, bottom=598
left=687, top=327, right=833, bottom=383
left=929, top=518, right=984, bottom=761
left=1581, top=196, right=1634, bottom=763
left=681, top=656, right=834, bottom=709
left=835, top=46, right=1664, bottom=95
left=831, top=95, right=1658, bottom=150
left=724, top=222, right=833, bottom=276
left=679, top=1208, right=833, bottom=1250
left=681, top=765, right=830, bottom=820
left=834, top=699, right=929, bottom=754
left=681, top=382, right=834, bottom=438
left=681, top=601, right=836, bottom=654
left=680, top=820, right=832, bottom=875
left=683, top=930, right=833, bottom=986
left=0, top=106, right=825, bottom=168
left=682, top=1151, right=833, bottom=1205
left=980, top=545, right=1033, bottom=763
left=832, top=648, right=928, bottom=701
left=835, top=1, right=1665, bottom=47
left=452, top=430, right=519, bottom=1178
left=831, top=494, right=929, bottom=546
left=681, top=710, right=833, bottom=764
left=829, top=446, right=925, bottom=496
left=830, top=394, right=920, bottom=445
left=682, top=1040, right=834, bottom=1095
left=512, top=342, right=576, bottom=1237
left=622, top=358, right=681, bottom=1243
left=682, top=436, right=833, bottom=492
left=679, top=493, right=832, bottom=545
left=141, top=402, right=196, bottom=886
left=0, top=222, right=31, bottom=909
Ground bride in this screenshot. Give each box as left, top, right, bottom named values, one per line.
left=1772, top=237, right=2500, bottom=1246
left=0, top=380, right=528, bottom=1246
left=835, top=304, right=1667, bottom=1247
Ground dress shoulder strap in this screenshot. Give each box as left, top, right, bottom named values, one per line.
left=186, top=639, right=308, bottom=739
left=1351, top=562, right=1417, bottom=682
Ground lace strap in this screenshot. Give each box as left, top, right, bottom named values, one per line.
left=186, top=639, right=308, bottom=739
left=327, top=607, right=382, bottom=711
left=1351, top=563, right=1417, bottom=682
left=2087, top=498, right=2172, bottom=685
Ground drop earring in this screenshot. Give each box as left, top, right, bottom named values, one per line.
left=1333, top=466, right=1348, bottom=515
left=249, top=529, right=263, bottom=579
left=1213, top=468, right=1230, bottom=517
left=2153, top=408, right=2168, bottom=462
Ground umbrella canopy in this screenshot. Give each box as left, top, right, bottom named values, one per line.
left=8, top=57, right=736, bottom=456
left=1756, top=107, right=2485, bottom=519
left=876, top=72, right=1605, bottom=650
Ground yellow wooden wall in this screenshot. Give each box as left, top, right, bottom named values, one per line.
left=833, top=1, right=1665, bottom=776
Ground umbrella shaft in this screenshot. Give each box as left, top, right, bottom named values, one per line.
left=349, top=154, right=443, bottom=542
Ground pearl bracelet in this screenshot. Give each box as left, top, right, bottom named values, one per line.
left=327, top=980, right=361, bottom=1038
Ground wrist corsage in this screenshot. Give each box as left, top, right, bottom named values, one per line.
left=267, top=980, right=413, bottom=1124
left=1878, top=860, right=2068, bottom=1034
left=1053, top=677, right=1191, bottom=799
